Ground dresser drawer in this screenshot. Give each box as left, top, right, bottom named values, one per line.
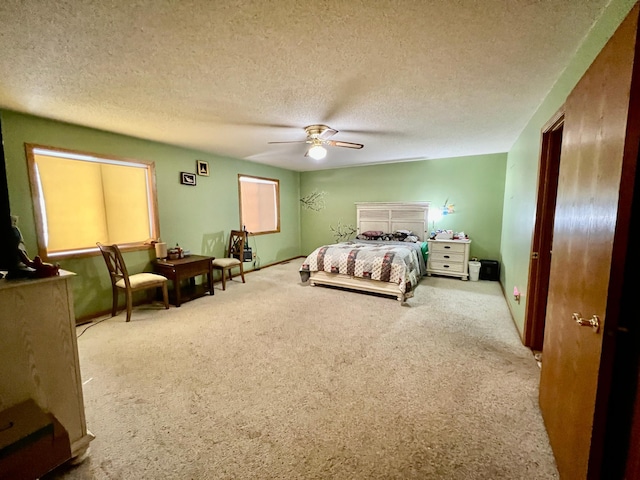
left=429, top=242, right=467, bottom=254
left=429, top=261, right=465, bottom=274
left=430, top=251, right=464, bottom=263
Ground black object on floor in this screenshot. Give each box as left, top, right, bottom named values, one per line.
left=479, top=260, right=500, bottom=281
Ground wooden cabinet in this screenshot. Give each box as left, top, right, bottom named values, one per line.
left=427, top=239, right=472, bottom=280
left=153, top=254, right=214, bottom=307
left=0, top=271, right=94, bottom=462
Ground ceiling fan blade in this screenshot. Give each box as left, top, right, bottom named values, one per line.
left=267, top=140, right=309, bottom=145
left=319, top=128, right=338, bottom=139
left=325, top=140, right=364, bottom=149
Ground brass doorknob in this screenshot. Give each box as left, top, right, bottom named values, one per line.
left=572, top=312, right=600, bottom=333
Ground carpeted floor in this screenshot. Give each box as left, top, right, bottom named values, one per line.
left=44, top=259, right=558, bottom=479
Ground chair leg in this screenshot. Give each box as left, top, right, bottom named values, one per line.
left=161, top=283, right=169, bottom=309
left=125, top=290, right=133, bottom=322
left=111, top=285, right=119, bottom=317
left=221, top=268, right=226, bottom=290
left=239, top=264, right=245, bottom=284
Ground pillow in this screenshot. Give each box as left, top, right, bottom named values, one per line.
left=356, top=231, right=394, bottom=241
left=404, top=235, right=419, bottom=242
left=393, top=230, right=413, bottom=241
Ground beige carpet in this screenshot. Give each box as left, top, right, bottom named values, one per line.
left=44, top=259, right=558, bottom=479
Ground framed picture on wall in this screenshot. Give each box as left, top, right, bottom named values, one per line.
left=180, top=172, right=196, bottom=186
left=196, top=160, right=209, bottom=176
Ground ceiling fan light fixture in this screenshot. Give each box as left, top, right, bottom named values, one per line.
left=268, top=124, right=363, bottom=160
left=308, top=144, right=327, bottom=160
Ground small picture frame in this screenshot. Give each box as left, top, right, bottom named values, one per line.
left=196, top=160, right=209, bottom=176
left=180, top=172, right=197, bottom=186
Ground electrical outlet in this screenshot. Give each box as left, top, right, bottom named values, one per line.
left=252, top=251, right=256, bottom=260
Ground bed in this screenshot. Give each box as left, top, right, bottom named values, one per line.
left=299, top=202, right=430, bottom=302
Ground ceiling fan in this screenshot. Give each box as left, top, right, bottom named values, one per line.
left=268, top=124, right=364, bottom=160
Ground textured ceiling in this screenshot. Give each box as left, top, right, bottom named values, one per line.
left=0, top=1, right=610, bottom=171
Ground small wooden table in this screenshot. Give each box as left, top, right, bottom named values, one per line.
left=153, top=255, right=214, bottom=307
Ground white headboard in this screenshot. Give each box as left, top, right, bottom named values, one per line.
left=355, top=202, right=430, bottom=241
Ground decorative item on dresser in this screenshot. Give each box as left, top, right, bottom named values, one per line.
left=426, top=238, right=472, bottom=280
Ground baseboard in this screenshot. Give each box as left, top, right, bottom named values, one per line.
left=224, top=255, right=304, bottom=281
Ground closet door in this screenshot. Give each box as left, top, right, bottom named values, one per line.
left=538, top=4, right=640, bottom=479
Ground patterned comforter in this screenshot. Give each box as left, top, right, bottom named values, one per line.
left=299, top=241, right=426, bottom=298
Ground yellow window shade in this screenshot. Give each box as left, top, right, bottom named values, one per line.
left=35, top=155, right=109, bottom=252
left=240, top=180, right=278, bottom=233
left=31, top=148, right=157, bottom=257
left=101, top=164, right=151, bottom=244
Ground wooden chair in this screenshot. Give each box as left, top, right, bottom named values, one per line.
left=211, top=230, right=246, bottom=290
left=97, top=242, right=169, bottom=322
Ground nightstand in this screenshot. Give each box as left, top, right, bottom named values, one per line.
left=426, top=239, right=472, bottom=280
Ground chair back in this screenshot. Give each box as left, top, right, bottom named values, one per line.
left=228, top=230, right=245, bottom=259
left=97, top=242, right=130, bottom=288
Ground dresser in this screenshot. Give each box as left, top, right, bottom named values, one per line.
left=0, top=271, right=94, bottom=465
left=427, top=239, right=472, bottom=280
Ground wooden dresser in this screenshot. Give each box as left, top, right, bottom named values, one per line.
left=0, top=271, right=94, bottom=464
left=427, top=239, right=472, bottom=280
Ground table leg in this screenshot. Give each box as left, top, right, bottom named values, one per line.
left=208, top=264, right=214, bottom=295
left=174, top=277, right=182, bottom=307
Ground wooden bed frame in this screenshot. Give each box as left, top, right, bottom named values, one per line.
left=308, top=202, right=430, bottom=302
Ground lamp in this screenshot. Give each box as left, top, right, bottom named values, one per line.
left=308, top=141, right=327, bottom=160
left=430, top=208, right=442, bottom=234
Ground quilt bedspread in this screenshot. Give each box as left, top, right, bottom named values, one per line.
left=299, top=241, right=423, bottom=297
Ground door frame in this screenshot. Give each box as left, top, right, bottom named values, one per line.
left=523, top=107, right=564, bottom=350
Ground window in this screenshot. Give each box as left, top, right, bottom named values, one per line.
left=25, top=144, right=159, bottom=259
left=238, top=175, right=280, bottom=234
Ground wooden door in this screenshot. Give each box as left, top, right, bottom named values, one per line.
left=538, top=4, right=640, bottom=479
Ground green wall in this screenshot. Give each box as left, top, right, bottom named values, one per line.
left=299, top=153, right=507, bottom=261
left=2, top=110, right=301, bottom=320
left=500, top=0, right=637, bottom=338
